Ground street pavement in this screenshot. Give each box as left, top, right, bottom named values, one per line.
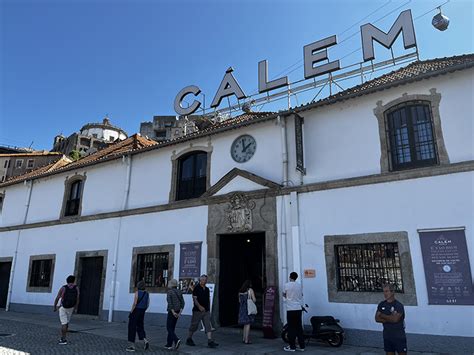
left=0, top=311, right=448, bottom=355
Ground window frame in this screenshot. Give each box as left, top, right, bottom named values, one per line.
left=130, top=245, right=175, bottom=293
left=27, top=159, right=35, bottom=169
left=15, top=159, right=23, bottom=169
left=169, top=146, right=212, bottom=202
left=26, top=254, right=56, bottom=293
left=60, top=174, right=87, bottom=218
left=176, top=151, right=208, bottom=200
left=324, top=232, right=417, bottom=305
left=373, top=89, right=449, bottom=173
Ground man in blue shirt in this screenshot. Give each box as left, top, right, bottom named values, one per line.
left=375, top=284, right=407, bottom=355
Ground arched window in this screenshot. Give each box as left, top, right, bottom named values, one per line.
left=385, top=101, right=438, bottom=171
left=176, top=151, right=207, bottom=200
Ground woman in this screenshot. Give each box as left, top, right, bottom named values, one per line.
left=126, top=280, right=150, bottom=352
left=238, top=280, right=256, bottom=344
left=165, top=279, right=185, bottom=350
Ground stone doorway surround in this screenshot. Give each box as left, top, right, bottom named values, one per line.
left=204, top=169, right=280, bottom=328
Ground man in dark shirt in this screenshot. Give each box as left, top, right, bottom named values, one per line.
left=186, top=275, right=218, bottom=348
left=375, top=284, right=407, bottom=355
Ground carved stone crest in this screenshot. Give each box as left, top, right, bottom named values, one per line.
left=225, top=193, right=256, bottom=232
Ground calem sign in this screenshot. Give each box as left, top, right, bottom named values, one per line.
left=174, top=9, right=417, bottom=116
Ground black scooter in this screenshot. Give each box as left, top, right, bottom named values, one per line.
left=281, top=305, right=344, bottom=347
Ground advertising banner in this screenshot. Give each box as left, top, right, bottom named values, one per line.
left=419, top=229, right=474, bottom=305
left=178, top=242, right=202, bottom=293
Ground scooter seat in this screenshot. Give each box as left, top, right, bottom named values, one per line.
left=311, top=316, right=338, bottom=326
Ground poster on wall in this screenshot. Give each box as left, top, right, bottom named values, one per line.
left=419, top=229, right=474, bottom=305
left=178, top=242, right=202, bottom=294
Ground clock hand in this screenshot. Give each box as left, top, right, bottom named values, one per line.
left=242, top=142, right=251, bottom=152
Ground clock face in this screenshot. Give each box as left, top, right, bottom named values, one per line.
left=231, top=134, right=257, bottom=163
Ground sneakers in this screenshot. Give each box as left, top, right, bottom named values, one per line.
left=284, top=346, right=296, bottom=352
left=164, top=345, right=173, bottom=350
left=58, top=338, right=67, bottom=345
left=186, top=338, right=195, bottom=346
left=296, top=348, right=305, bottom=352
left=144, top=339, right=150, bottom=350
left=125, top=346, right=135, bottom=352
left=208, top=340, right=219, bottom=348
left=175, top=339, right=181, bottom=350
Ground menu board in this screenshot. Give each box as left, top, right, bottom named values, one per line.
left=262, top=286, right=277, bottom=338
left=419, top=229, right=474, bottom=305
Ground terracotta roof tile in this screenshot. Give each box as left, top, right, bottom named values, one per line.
left=294, top=53, right=474, bottom=112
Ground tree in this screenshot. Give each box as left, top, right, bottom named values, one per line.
left=69, top=150, right=81, bottom=161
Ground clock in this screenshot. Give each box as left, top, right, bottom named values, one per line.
left=231, top=134, right=257, bottom=163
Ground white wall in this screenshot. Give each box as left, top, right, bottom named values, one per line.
left=293, top=171, right=474, bottom=336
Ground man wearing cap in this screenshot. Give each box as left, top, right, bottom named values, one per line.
left=186, top=275, right=219, bottom=348
left=165, top=279, right=185, bottom=350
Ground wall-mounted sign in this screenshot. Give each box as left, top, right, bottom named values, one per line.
left=174, top=10, right=417, bottom=115
left=179, top=242, right=202, bottom=293
left=419, top=229, right=474, bottom=305
left=304, top=269, right=316, bottom=278
left=295, top=113, right=305, bottom=174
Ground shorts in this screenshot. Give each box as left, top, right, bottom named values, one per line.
left=189, top=311, right=212, bottom=333
left=384, top=336, right=407, bottom=353
left=59, top=306, right=74, bottom=325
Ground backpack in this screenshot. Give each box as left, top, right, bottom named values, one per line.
left=62, top=285, right=78, bottom=308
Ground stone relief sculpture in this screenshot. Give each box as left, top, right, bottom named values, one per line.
left=225, top=193, right=256, bottom=232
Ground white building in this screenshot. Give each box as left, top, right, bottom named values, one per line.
left=0, top=54, right=473, bottom=352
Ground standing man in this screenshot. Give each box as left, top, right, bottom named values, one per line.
left=186, top=274, right=218, bottom=348
left=283, top=272, right=305, bottom=352
left=375, top=284, right=407, bottom=355
left=53, top=275, right=79, bottom=345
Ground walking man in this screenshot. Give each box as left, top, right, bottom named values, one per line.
left=53, top=275, right=79, bottom=345
left=283, top=272, right=305, bottom=352
left=186, top=274, right=218, bottom=348
left=375, top=284, right=407, bottom=355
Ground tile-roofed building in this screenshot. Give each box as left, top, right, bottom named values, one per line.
left=0, top=151, right=64, bottom=183
left=0, top=53, right=473, bottom=354
left=0, top=134, right=157, bottom=187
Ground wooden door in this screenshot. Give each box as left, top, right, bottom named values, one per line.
left=77, top=256, right=103, bottom=315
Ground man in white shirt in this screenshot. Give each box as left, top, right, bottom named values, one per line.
left=282, top=272, right=305, bottom=352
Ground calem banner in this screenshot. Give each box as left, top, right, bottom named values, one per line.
left=419, top=229, right=474, bottom=305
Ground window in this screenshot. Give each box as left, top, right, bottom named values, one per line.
left=176, top=151, right=207, bottom=200
left=29, top=259, right=53, bottom=287
left=26, top=254, right=56, bottom=293
left=154, top=130, right=167, bottom=138
left=65, top=180, right=82, bottom=216
left=136, top=252, right=169, bottom=288
left=335, top=243, right=403, bottom=292
left=373, top=90, right=449, bottom=173
left=0, top=194, right=4, bottom=213
left=3, top=160, right=8, bottom=168
left=27, top=159, right=34, bottom=169
left=130, top=245, right=174, bottom=293
left=324, top=232, right=417, bottom=305
left=385, top=101, right=437, bottom=171
left=15, top=159, right=23, bottom=169
left=61, top=175, right=86, bottom=218
left=80, top=137, right=90, bottom=146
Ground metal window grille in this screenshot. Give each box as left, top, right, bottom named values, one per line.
left=29, top=259, right=52, bottom=287
left=385, top=101, right=438, bottom=171
left=335, top=243, right=404, bottom=292
left=136, top=252, right=169, bottom=288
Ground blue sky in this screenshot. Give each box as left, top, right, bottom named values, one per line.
left=1, top=0, right=472, bottom=150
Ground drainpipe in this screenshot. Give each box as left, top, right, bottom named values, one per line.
left=6, top=179, right=33, bottom=311
left=278, top=114, right=290, bottom=323
left=108, top=154, right=132, bottom=322
left=290, top=191, right=302, bottom=278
